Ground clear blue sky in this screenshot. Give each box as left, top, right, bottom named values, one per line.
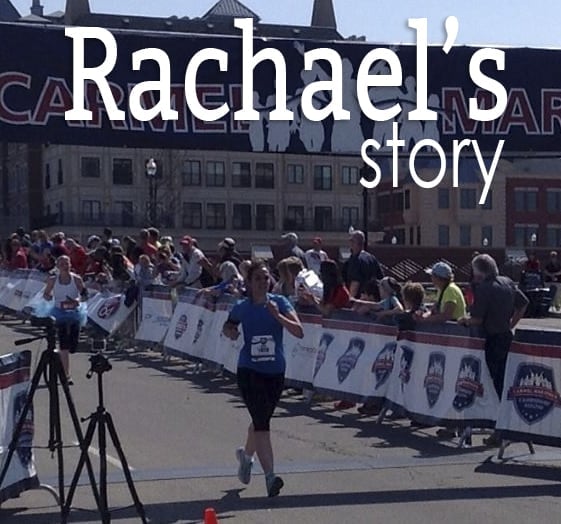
left=10, top=0, right=561, bottom=47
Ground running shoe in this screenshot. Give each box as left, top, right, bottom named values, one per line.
left=235, top=447, right=253, bottom=485
left=266, top=475, right=284, bottom=498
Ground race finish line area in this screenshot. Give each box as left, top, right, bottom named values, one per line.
left=1, top=317, right=560, bottom=524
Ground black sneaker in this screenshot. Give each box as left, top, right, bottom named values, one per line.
left=266, top=475, right=284, bottom=498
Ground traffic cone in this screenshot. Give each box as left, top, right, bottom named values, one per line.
left=204, top=507, right=219, bottom=524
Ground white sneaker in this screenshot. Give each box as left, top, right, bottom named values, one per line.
left=235, top=447, right=253, bottom=485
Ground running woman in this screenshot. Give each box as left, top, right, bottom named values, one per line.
left=222, top=260, right=304, bottom=497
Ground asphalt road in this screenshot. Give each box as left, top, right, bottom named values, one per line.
left=1, top=315, right=561, bottom=524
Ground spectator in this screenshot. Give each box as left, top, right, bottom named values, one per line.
left=272, top=256, right=304, bottom=304
left=304, top=237, right=329, bottom=276
left=137, top=229, right=158, bottom=260
left=352, top=276, right=403, bottom=321
left=8, top=238, right=28, bottom=269
left=544, top=251, right=561, bottom=311
left=65, top=238, right=88, bottom=276
left=523, top=251, right=541, bottom=273
left=154, top=247, right=180, bottom=285
left=101, top=227, right=113, bottom=250
left=419, top=262, right=466, bottom=323
left=217, top=237, right=242, bottom=269
left=169, top=235, right=213, bottom=289
left=147, top=227, right=161, bottom=249
left=458, top=254, right=528, bottom=447
left=86, top=235, right=101, bottom=252
left=51, top=232, right=69, bottom=258
left=280, top=232, right=307, bottom=268
left=301, top=259, right=350, bottom=316
left=134, top=254, right=157, bottom=289
left=346, top=230, right=384, bottom=299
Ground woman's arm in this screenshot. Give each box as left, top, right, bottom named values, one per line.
left=43, top=276, right=55, bottom=300
left=266, top=301, right=304, bottom=339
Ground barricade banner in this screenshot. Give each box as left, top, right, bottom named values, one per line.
left=0, top=269, right=29, bottom=312
left=86, top=291, right=135, bottom=335
left=20, top=271, right=49, bottom=314
left=207, top=295, right=240, bottom=369
left=0, top=350, right=39, bottom=504
left=163, top=289, right=216, bottom=362
left=311, top=311, right=399, bottom=402
left=385, top=324, right=500, bottom=427
left=135, top=286, right=173, bottom=343
left=284, top=308, right=323, bottom=389
left=496, top=329, right=561, bottom=447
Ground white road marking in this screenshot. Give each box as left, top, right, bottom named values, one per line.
left=72, top=441, right=136, bottom=471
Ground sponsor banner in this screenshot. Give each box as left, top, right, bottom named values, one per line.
left=207, top=295, right=240, bottom=370
left=163, top=289, right=215, bottom=362
left=311, top=311, right=398, bottom=402
left=86, top=291, right=134, bottom=335
left=135, top=286, right=173, bottom=343
left=284, top=309, right=323, bottom=389
left=496, top=329, right=561, bottom=447
left=384, top=324, right=499, bottom=427
left=0, top=350, right=40, bottom=504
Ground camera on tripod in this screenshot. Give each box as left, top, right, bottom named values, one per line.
left=87, top=352, right=112, bottom=377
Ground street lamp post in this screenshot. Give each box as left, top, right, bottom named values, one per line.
left=362, top=185, right=369, bottom=248
left=483, top=237, right=489, bottom=248
left=391, top=235, right=397, bottom=246
left=145, top=158, right=157, bottom=226
left=530, top=232, right=537, bottom=248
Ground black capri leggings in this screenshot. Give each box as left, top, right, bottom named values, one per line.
left=57, top=321, right=81, bottom=353
left=237, top=368, right=284, bottom=432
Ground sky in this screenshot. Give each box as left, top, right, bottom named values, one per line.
left=9, top=0, right=561, bottom=48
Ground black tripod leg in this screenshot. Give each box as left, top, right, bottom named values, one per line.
left=61, top=415, right=100, bottom=524
left=0, top=350, right=49, bottom=489
left=47, top=356, right=66, bottom=508
left=105, top=413, right=148, bottom=523
left=98, top=410, right=110, bottom=524
left=57, top=360, right=101, bottom=508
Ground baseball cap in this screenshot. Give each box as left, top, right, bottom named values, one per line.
left=218, top=237, right=236, bottom=250
left=426, top=262, right=453, bottom=280
left=281, top=232, right=298, bottom=242
left=179, top=235, right=194, bottom=245
left=87, top=235, right=100, bottom=246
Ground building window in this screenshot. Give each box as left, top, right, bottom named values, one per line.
left=377, top=193, right=390, bottom=213
left=182, top=202, right=202, bottom=229
left=460, top=188, right=477, bottom=209
left=256, top=204, right=275, bottom=231
left=45, top=163, right=51, bottom=189
left=255, top=163, right=274, bottom=189
left=314, top=166, right=332, bottom=191
left=514, top=224, right=539, bottom=247
left=287, top=164, right=304, bottom=184
left=206, top=203, right=226, bottom=229
left=438, top=225, right=449, bottom=246
left=81, top=157, right=100, bottom=178
left=112, top=158, right=133, bottom=185
left=404, top=189, right=411, bottom=210
left=232, top=204, right=252, bottom=230
left=342, top=166, right=359, bottom=185
left=438, top=188, right=449, bottom=209
left=81, top=200, right=101, bottom=222
left=459, top=225, right=471, bottom=247
left=182, top=160, right=201, bottom=186
left=206, top=161, right=225, bottom=187
left=515, top=189, right=538, bottom=212
left=232, top=162, right=252, bottom=188
left=314, top=206, right=333, bottom=231
left=547, top=190, right=561, bottom=213
left=392, top=192, right=404, bottom=212
left=547, top=226, right=561, bottom=247
left=342, top=206, right=359, bottom=229
left=114, top=200, right=134, bottom=227
left=57, top=159, right=63, bottom=185
left=482, top=225, right=493, bottom=247
left=284, top=206, right=305, bottom=231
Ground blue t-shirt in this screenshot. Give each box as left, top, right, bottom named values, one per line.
left=229, top=293, right=293, bottom=375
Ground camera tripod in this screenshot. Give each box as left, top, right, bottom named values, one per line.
left=0, top=316, right=100, bottom=514
left=62, top=351, right=147, bottom=524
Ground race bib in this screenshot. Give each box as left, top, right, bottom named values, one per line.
left=61, top=300, right=78, bottom=310
left=251, top=335, right=276, bottom=363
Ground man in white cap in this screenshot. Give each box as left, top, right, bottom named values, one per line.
left=305, top=237, right=328, bottom=276
left=420, top=262, right=466, bottom=323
